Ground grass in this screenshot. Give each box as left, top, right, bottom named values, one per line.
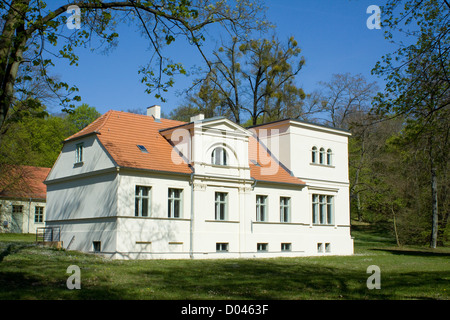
left=0, top=225, right=449, bottom=300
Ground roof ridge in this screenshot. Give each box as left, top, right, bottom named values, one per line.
left=95, top=109, right=113, bottom=133
left=64, top=110, right=112, bottom=142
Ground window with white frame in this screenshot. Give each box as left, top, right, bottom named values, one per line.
left=281, top=243, right=292, bottom=252
left=312, top=146, right=333, bottom=166
left=319, top=147, right=325, bottom=164
left=327, top=149, right=332, bottom=165
left=75, top=143, right=84, bottom=163
left=317, top=243, right=324, bottom=253
left=216, top=243, right=229, bottom=252
left=215, top=192, right=228, bottom=220
left=168, top=188, right=182, bottom=218
left=256, top=195, right=268, bottom=222
left=311, top=146, right=317, bottom=163
left=280, top=197, right=291, bottom=223
left=312, top=194, right=334, bottom=225
left=211, top=147, right=228, bottom=166
left=12, top=205, right=23, bottom=214
left=135, top=186, right=151, bottom=217
left=34, top=206, right=44, bottom=223
left=257, top=243, right=268, bottom=252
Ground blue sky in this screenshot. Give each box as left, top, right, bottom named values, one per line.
left=46, top=0, right=394, bottom=117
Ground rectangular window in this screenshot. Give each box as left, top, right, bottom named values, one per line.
left=319, top=195, right=326, bottom=224
left=216, top=243, right=229, bottom=252
left=281, top=243, right=292, bottom=252
left=34, top=206, right=44, bottom=223
left=93, top=241, right=101, bottom=253
left=317, top=243, right=323, bottom=253
left=135, top=186, right=151, bottom=217
left=256, top=195, right=268, bottom=222
left=280, top=197, right=291, bottom=223
left=327, top=196, right=334, bottom=225
left=75, top=143, right=84, bottom=163
left=215, top=192, right=228, bottom=220
left=12, top=205, right=23, bottom=214
left=257, top=243, right=268, bottom=252
left=325, top=243, right=331, bottom=253
left=312, top=194, right=318, bottom=224
left=312, top=194, right=334, bottom=225
left=168, top=188, right=182, bottom=218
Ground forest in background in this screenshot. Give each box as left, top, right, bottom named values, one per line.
left=0, top=1, right=448, bottom=247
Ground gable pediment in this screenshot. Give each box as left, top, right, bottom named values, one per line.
left=197, top=118, right=252, bottom=137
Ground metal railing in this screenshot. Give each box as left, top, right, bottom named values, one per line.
left=36, top=226, right=61, bottom=243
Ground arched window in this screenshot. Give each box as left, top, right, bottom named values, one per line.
left=319, top=148, right=325, bottom=164
left=211, top=147, right=227, bottom=166
left=327, top=149, right=332, bottom=165
left=311, top=146, right=317, bottom=163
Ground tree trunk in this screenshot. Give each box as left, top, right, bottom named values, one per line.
left=391, top=205, right=401, bottom=247
left=430, top=163, right=439, bottom=248
left=357, top=193, right=363, bottom=222
left=0, top=0, right=30, bottom=137
left=428, top=133, right=439, bottom=248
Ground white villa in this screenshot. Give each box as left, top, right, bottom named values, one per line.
left=44, top=105, right=354, bottom=259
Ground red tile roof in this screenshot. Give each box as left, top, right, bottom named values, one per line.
left=0, top=165, right=51, bottom=199
left=248, top=136, right=305, bottom=186
left=65, top=111, right=192, bottom=174
left=64, top=110, right=305, bottom=186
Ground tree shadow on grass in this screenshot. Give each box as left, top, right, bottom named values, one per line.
left=0, top=269, right=130, bottom=300
left=135, top=257, right=450, bottom=300
left=371, top=248, right=450, bottom=257
left=0, top=243, right=34, bottom=263
left=136, top=259, right=387, bottom=300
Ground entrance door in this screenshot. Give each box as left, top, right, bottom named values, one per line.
left=11, top=205, right=23, bottom=233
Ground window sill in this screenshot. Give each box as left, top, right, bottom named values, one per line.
left=73, top=161, right=84, bottom=168
left=130, top=216, right=190, bottom=221
left=309, top=163, right=334, bottom=168
left=205, top=219, right=240, bottom=223
left=253, top=221, right=308, bottom=226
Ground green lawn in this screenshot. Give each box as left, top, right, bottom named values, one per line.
left=0, top=225, right=449, bottom=300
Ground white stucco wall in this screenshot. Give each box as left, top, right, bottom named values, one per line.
left=114, top=170, right=192, bottom=259
left=46, top=135, right=116, bottom=181
left=0, top=198, right=46, bottom=233
left=44, top=116, right=353, bottom=259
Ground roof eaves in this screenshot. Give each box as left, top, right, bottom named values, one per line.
left=247, top=118, right=351, bottom=135
left=63, top=131, right=100, bottom=143
left=159, top=121, right=192, bottom=133
left=118, top=166, right=193, bottom=176
left=252, top=179, right=307, bottom=188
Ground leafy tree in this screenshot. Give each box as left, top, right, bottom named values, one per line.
left=239, top=36, right=305, bottom=124
left=169, top=75, right=230, bottom=121
left=372, top=0, right=450, bottom=248
left=65, top=103, right=101, bottom=131
left=0, top=104, right=101, bottom=168
left=191, top=35, right=305, bottom=125
left=0, top=0, right=267, bottom=140
left=0, top=108, right=68, bottom=167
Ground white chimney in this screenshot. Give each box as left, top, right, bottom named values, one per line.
left=190, top=113, right=205, bottom=122
left=147, top=105, right=161, bottom=121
